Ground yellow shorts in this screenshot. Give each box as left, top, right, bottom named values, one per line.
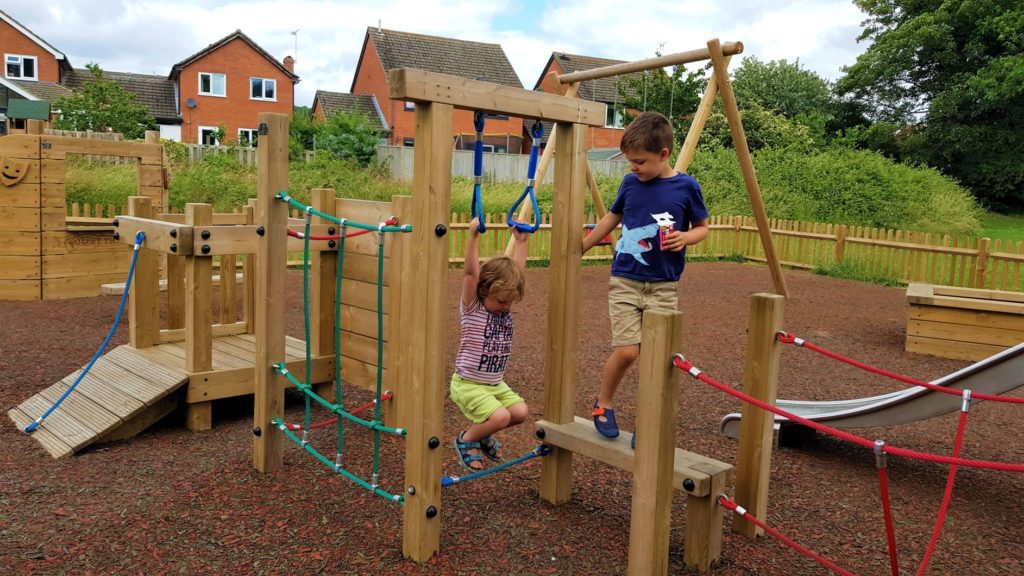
left=608, top=276, right=679, bottom=346
left=450, top=374, right=525, bottom=424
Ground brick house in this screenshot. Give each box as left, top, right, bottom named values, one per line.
left=351, top=27, right=524, bottom=152
left=1, top=10, right=298, bottom=144
left=310, top=90, right=388, bottom=133
left=0, top=9, right=73, bottom=130
left=170, top=30, right=299, bottom=145
left=531, top=52, right=641, bottom=152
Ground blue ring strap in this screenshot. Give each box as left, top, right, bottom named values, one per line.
left=471, top=112, right=486, bottom=233
left=507, top=122, right=544, bottom=233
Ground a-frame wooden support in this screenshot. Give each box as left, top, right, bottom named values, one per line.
left=508, top=39, right=789, bottom=297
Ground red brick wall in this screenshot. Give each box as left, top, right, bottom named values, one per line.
left=0, top=20, right=61, bottom=83
left=353, top=36, right=523, bottom=147
left=178, top=38, right=294, bottom=144
left=537, top=59, right=623, bottom=150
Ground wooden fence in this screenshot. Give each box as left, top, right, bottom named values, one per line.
left=446, top=213, right=1024, bottom=292
left=376, top=146, right=629, bottom=183
left=72, top=204, right=1024, bottom=292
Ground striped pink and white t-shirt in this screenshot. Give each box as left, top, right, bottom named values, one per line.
left=454, top=298, right=514, bottom=385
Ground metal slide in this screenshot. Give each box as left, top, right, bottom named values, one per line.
left=720, top=342, right=1024, bottom=438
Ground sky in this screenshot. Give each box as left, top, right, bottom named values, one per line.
left=4, top=0, right=870, bottom=108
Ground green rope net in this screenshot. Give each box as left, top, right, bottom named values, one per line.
left=274, top=192, right=412, bottom=504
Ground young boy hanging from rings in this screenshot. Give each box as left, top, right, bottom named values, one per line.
left=451, top=218, right=531, bottom=470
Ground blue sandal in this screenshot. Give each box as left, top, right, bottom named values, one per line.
left=480, top=435, right=502, bottom=462
left=592, top=401, right=620, bottom=438
left=454, top=432, right=485, bottom=470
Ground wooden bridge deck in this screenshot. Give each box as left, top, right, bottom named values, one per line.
left=8, top=334, right=307, bottom=458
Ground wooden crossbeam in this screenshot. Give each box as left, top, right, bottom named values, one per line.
left=556, top=42, right=744, bottom=84
left=388, top=68, right=606, bottom=126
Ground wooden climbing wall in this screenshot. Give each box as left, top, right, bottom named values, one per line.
left=0, top=129, right=166, bottom=300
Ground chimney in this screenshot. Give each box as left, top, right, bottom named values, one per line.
left=283, top=56, right=295, bottom=73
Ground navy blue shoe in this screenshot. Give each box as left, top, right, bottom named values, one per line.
left=592, top=401, right=620, bottom=438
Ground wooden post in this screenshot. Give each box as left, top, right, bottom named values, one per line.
left=628, top=310, right=683, bottom=576
left=310, top=188, right=337, bottom=401
left=707, top=39, right=788, bottom=298
left=733, top=293, right=785, bottom=538
left=401, top=102, right=453, bottom=562
left=243, top=200, right=256, bottom=334
left=253, top=113, right=290, bottom=472
left=973, top=237, right=991, bottom=289
left=835, top=224, right=847, bottom=264
left=185, top=203, right=214, bottom=431
left=539, top=122, right=588, bottom=504
left=127, top=196, right=160, bottom=348
left=387, top=195, right=413, bottom=429
left=675, top=56, right=731, bottom=174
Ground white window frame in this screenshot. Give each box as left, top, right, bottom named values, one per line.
left=404, top=101, right=415, bottom=111
left=199, top=125, right=221, bottom=146
left=605, top=104, right=624, bottom=128
left=481, top=144, right=495, bottom=153
left=198, top=72, right=227, bottom=97
left=5, top=54, right=38, bottom=80
left=249, top=77, right=276, bottom=101
left=238, top=128, right=258, bottom=147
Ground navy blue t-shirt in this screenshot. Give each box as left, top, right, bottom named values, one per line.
left=609, top=172, right=708, bottom=282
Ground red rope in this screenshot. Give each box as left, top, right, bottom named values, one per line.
left=915, top=409, right=968, bottom=576
left=285, top=391, right=393, bottom=431
left=674, top=357, right=1024, bottom=472
left=777, top=332, right=1024, bottom=405
left=287, top=216, right=399, bottom=240
left=718, top=496, right=860, bottom=576
left=877, top=467, right=900, bottom=576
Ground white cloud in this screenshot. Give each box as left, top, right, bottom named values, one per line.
left=4, top=0, right=867, bottom=107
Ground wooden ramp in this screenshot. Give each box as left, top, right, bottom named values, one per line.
left=7, top=335, right=309, bottom=458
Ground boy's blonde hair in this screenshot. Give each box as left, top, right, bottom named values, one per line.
left=620, top=111, right=674, bottom=155
left=477, top=256, right=526, bottom=304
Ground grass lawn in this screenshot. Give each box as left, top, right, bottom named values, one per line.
left=979, top=212, right=1024, bottom=243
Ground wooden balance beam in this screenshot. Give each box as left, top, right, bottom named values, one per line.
left=535, top=417, right=732, bottom=572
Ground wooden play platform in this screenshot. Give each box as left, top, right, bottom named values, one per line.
left=7, top=334, right=314, bottom=458
left=906, top=283, right=1024, bottom=361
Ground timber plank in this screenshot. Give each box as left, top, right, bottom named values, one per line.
left=60, top=368, right=146, bottom=419
left=14, top=394, right=96, bottom=451
left=905, top=335, right=1006, bottom=362
left=37, top=381, right=122, bottom=433
left=86, top=360, right=176, bottom=404
left=535, top=416, right=733, bottom=497
left=7, top=407, right=74, bottom=458
left=105, top=345, right=188, bottom=382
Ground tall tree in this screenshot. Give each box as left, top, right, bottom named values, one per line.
left=732, top=56, right=834, bottom=120
left=52, top=64, right=157, bottom=139
left=836, top=0, right=1024, bottom=211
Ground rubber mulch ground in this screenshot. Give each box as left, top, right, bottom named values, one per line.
left=2, top=262, right=1022, bottom=575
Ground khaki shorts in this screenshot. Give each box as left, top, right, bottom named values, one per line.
left=450, top=374, right=525, bottom=424
left=608, top=276, right=679, bottom=346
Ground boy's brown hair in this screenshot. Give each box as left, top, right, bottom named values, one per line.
left=477, top=256, right=526, bottom=303
left=619, top=111, right=674, bottom=155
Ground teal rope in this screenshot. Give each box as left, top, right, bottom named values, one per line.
left=373, top=232, right=385, bottom=479
left=302, top=209, right=312, bottom=434
left=334, top=223, right=347, bottom=462
left=277, top=193, right=411, bottom=233
left=273, top=418, right=404, bottom=504
left=275, top=364, right=405, bottom=436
